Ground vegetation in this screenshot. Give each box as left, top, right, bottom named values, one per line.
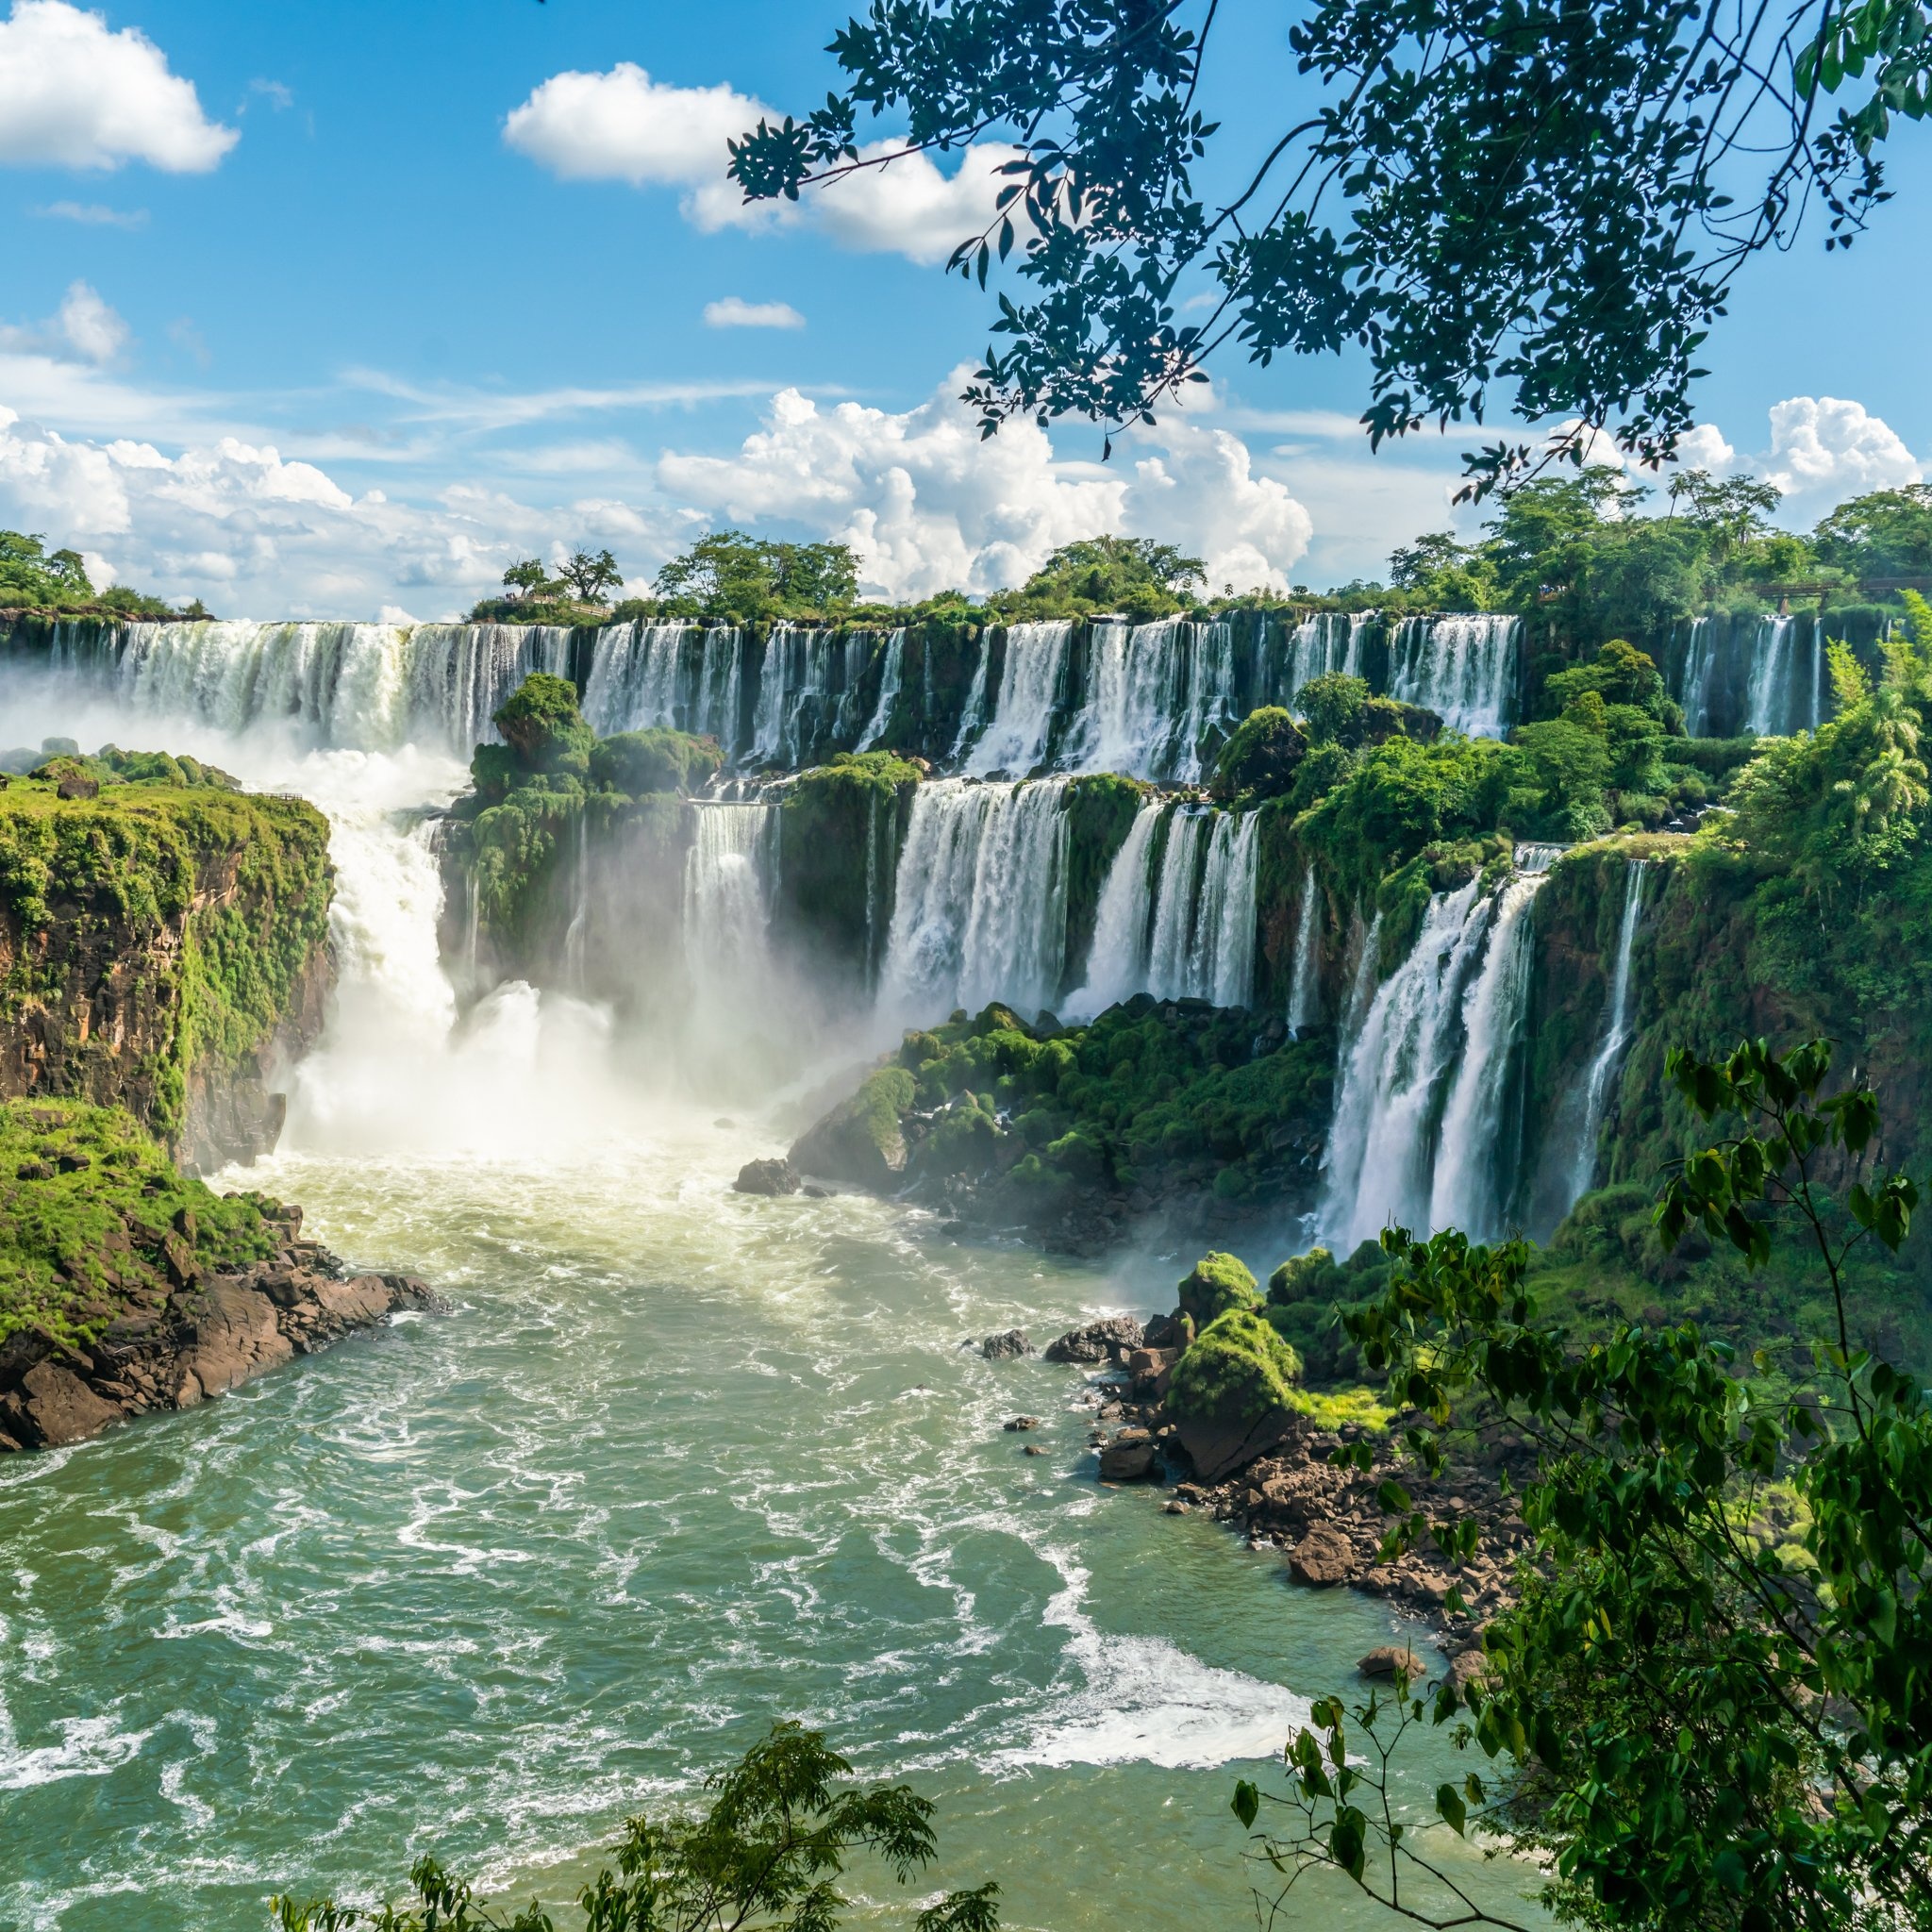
left=0, top=527, right=177, bottom=618
left=0, top=764, right=331, bottom=1141
left=274, top=1723, right=999, bottom=1932
left=731, top=1, right=1924, bottom=493
left=1241, top=1040, right=1932, bottom=1932
left=0, top=1100, right=285, bottom=1350
left=655, top=532, right=862, bottom=622
left=1166, top=1306, right=1306, bottom=1426
left=988, top=536, right=1207, bottom=621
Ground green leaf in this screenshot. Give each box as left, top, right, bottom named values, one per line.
left=1231, top=1778, right=1259, bottom=1830
left=1436, top=1782, right=1467, bottom=1834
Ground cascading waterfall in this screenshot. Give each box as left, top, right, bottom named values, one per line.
left=964, top=621, right=1074, bottom=775
left=1565, top=859, right=1647, bottom=1208
left=878, top=778, right=1071, bottom=1018
left=1425, top=855, right=1554, bottom=1239
left=1287, top=865, right=1322, bottom=1032
left=581, top=622, right=691, bottom=736
left=950, top=635, right=993, bottom=760
left=855, top=627, right=906, bottom=752
left=1387, top=615, right=1520, bottom=738
left=1275, top=611, right=1372, bottom=705
left=1745, top=613, right=1827, bottom=737
left=1065, top=619, right=1237, bottom=781
left=1064, top=799, right=1162, bottom=1015
left=1677, top=615, right=1718, bottom=737
left=1144, top=812, right=1208, bottom=997
left=683, top=802, right=779, bottom=1009
left=562, top=814, right=591, bottom=992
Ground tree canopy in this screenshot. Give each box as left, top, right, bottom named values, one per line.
left=730, top=0, right=1930, bottom=492
left=654, top=531, right=862, bottom=619
left=0, top=528, right=174, bottom=617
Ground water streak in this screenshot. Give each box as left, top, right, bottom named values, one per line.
left=1566, top=859, right=1647, bottom=1208
left=965, top=622, right=1074, bottom=775
left=1387, top=615, right=1520, bottom=738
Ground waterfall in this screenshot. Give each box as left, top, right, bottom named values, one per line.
left=1426, top=866, right=1549, bottom=1239
left=582, top=623, right=691, bottom=736
left=965, top=621, right=1074, bottom=775
left=1745, top=615, right=1797, bottom=736
left=1194, top=811, right=1260, bottom=1008
left=30, top=617, right=582, bottom=753
left=1063, top=798, right=1162, bottom=1016
left=683, top=802, right=778, bottom=1000
left=1566, top=859, right=1647, bottom=1208
left=749, top=625, right=801, bottom=766
left=878, top=778, right=1071, bottom=1018
left=949, top=635, right=993, bottom=760
left=694, top=626, right=744, bottom=751
left=1677, top=616, right=1717, bottom=737
left=1287, top=865, right=1322, bottom=1032
left=1278, top=612, right=1370, bottom=705
left=1387, top=614, right=1520, bottom=738
left=855, top=627, right=907, bottom=752
left=1144, top=811, right=1208, bottom=997
left=1064, top=619, right=1238, bottom=781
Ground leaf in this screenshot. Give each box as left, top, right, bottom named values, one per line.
left=1232, top=1779, right=1260, bottom=1830
left=1436, top=1782, right=1467, bottom=1834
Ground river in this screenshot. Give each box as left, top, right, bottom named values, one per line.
left=0, top=679, right=1536, bottom=1931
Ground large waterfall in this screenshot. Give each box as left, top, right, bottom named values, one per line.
left=683, top=801, right=780, bottom=1017
left=1746, top=614, right=1827, bottom=737
left=1287, top=865, right=1322, bottom=1032
left=1677, top=616, right=1718, bottom=737
left=1272, top=612, right=1370, bottom=706
left=41, top=617, right=575, bottom=752
left=854, top=627, right=906, bottom=752
left=1063, top=801, right=1260, bottom=1016
left=878, top=778, right=1073, bottom=1019
left=1062, top=619, right=1238, bottom=782
left=963, top=622, right=1074, bottom=775
left=1564, top=859, right=1647, bottom=1208
left=1387, top=614, right=1520, bottom=738
left=1319, top=848, right=1552, bottom=1251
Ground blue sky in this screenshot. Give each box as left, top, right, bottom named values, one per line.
left=0, top=0, right=1925, bottom=618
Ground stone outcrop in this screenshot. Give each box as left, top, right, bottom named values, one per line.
left=1043, top=1314, right=1143, bottom=1364
left=979, top=1328, right=1031, bottom=1360
left=0, top=1239, right=444, bottom=1453
left=733, top=1157, right=800, bottom=1196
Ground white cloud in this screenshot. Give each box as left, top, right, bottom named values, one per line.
left=656, top=372, right=1309, bottom=599
left=0, top=279, right=131, bottom=366
left=34, top=198, right=147, bottom=227
left=505, top=62, right=1015, bottom=263
left=1671, top=422, right=1736, bottom=473
left=1762, top=395, right=1921, bottom=502
left=704, top=296, right=805, bottom=330
left=0, top=0, right=236, bottom=173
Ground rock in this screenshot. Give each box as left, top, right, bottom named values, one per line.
left=1098, top=1427, right=1157, bottom=1481
left=789, top=1067, right=914, bottom=1191
left=160, top=1231, right=200, bottom=1290
left=1044, top=1314, right=1143, bottom=1364
left=980, top=1328, right=1032, bottom=1360
left=1289, top=1524, right=1357, bottom=1588
left=1003, top=1415, right=1041, bottom=1431
left=56, top=1151, right=91, bottom=1173
left=19, top=1362, right=121, bottom=1447
left=1357, top=1644, right=1424, bottom=1681
left=57, top=771, right=101, bottom=800
left=733, top=1157, right=800, bottom=1197
left=802, top=1184, right=829, bottom=1199
left=1023, top=1443, right=1047, bottom=1457
left=1164, top=1499, right=1191, bottom=1514
left=175, top=1280, right=295, bottom=1398
left=1447, top=1648, right=1491, bottom=1696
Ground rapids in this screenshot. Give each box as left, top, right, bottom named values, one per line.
left=0, top=670, right=1536, bottom=1932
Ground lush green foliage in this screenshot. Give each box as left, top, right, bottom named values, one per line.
left=1175, top=1251, right=1261, bottom=1328
left=0, top=773, right=332, bottom=1138
left=0, top=1100, right=283, bottom=1349
left=1245, top=1041, right=1932, bottom=1932
left=729, top=2, right=1924, bottom=492
left=1209, top=707, right=1307, bottom=805
left=654, top=531, right=861, bottom=621
left=988, top=536, right=1206, bottom=620
left=274, top=1723, right=999, bottom=1932
left=590, top=730, right=727, bottom=799
left=1166, top=1306, right=1305, bottom=1425
left=0, top=527, right=173, bottom=616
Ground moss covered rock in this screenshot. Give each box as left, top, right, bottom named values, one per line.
left=789, top=1066, right=916, bottom=1191
left=1210, top=708, right=1307, bottom=804
left=589, top=728, right=724, bottom=796
left=1176, top=1251, right=1262, bottom=1327
left=1166, top=1306, right=1307, bottom=1480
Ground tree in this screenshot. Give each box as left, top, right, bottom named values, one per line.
left=654, top=532, right=860, bottom=617
left=728, top=1, right=1930, bottom=494
left=1666, top=471, right=1787, bottom=565
left=558, top=548, right=624, bottom=606
left=492, top=673, right=592, bottom=776
left=503, top=558, right=558, bottom=600
left=272, top=1723, right=1001, bottom=1932
left=1812, top=484, right=1932, bottom=579
left=1008, top=534, right=1207, bottom=611
left=1239, top=1038, right=1932, bottom=1932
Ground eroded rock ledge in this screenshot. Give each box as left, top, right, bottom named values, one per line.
left=0, top=1239, right=444, bottom=1452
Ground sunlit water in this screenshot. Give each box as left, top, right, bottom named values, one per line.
left=0, top=675, right=1538, bottom=1930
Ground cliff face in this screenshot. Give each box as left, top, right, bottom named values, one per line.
left=0, top=776, right=333, bottom=1170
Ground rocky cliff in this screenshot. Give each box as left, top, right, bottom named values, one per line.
left=0, top=766, right=333, bottom=1169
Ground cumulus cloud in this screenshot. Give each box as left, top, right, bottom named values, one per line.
left=34, top=198, right=148, bottom=227
left=0, top=0, right=237, bottom=172
left=0, top=280, right=131, bottom=366
left=1671, top=422, right=1737, bottom=473
left=1762, top=395, right=1922, bottom=501
left=703, top=296, right=805, bottom=330
left=657, top=373, right=1309, bottom=599
left=0, top=403, right=688, bottom=618
left=505, top=62, right=1014, bottom=263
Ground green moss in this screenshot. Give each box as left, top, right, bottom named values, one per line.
left=1062, top=774, right=1145, bottom=983
left=775, top=753, right=923, bottom=964
left=1166, top=1307, right=1305, bottom=1424
left=0, top=776, right=332, bottom=1141
left=589, top=729, right=724, bottom=796
left=1210, top=708, right=1307, bottom=805
left=0, top=1100, right=284, bottom=1349
left=1176, top=1251, right=1261, bottom=1326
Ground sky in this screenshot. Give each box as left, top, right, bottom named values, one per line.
left=0, top=0, right=1926, bottom=620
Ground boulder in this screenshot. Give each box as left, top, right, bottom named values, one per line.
left=56, top=771, right=100, bottom=801
left=19, top=1361, right=121, bottom=1448
left=1003, top=1415, right=1041, bottom=1431
left=1044, top=1314, right=1143, bottom=1364
left=789, top=1067, right=915, bottom=1191
left=1166, top=1308, right=1307, bottom=1482
left=1357, top=1644, right=1424, bottom=1681
left=980, top=1329, right=1032, bottom=1360
left=1289, top=1524, right=1357, bottom=1588
left=1175, top=1252, right=1262, bottom=1329
left=175, top=1280, right=294, bottom=1399
left=1447, top=1648, right=1491, bottom=1697
left=733, top=1157, right=801, bottom=1197
left=1098, top=1427, right=1157, bottom=1481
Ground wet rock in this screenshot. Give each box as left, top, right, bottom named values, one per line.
left=1046, top=1314, right=1143, bottom=1364
left=733, top=1157, right=800, bottom=1197
left=18, top=1362, right=120, bottom=1447
left=1164, top=1499, right=1191, bottom=1514
left=1357, top=1644, right=1424, bottom=1681
left=1447, top=1648, right=1491, bottom=1697
left=980, top=1329, right=1032, bottom=1360
left=1289, top=1524, right=1357, bottom=1589
left=56, top=771, right=100, bottom=800
left=1023, top=1443, right=1047, bottom=1457
left=1098, top=1427, right=1157, bottom=1481
left=1003, top=1415, right=1041, bottom=1431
